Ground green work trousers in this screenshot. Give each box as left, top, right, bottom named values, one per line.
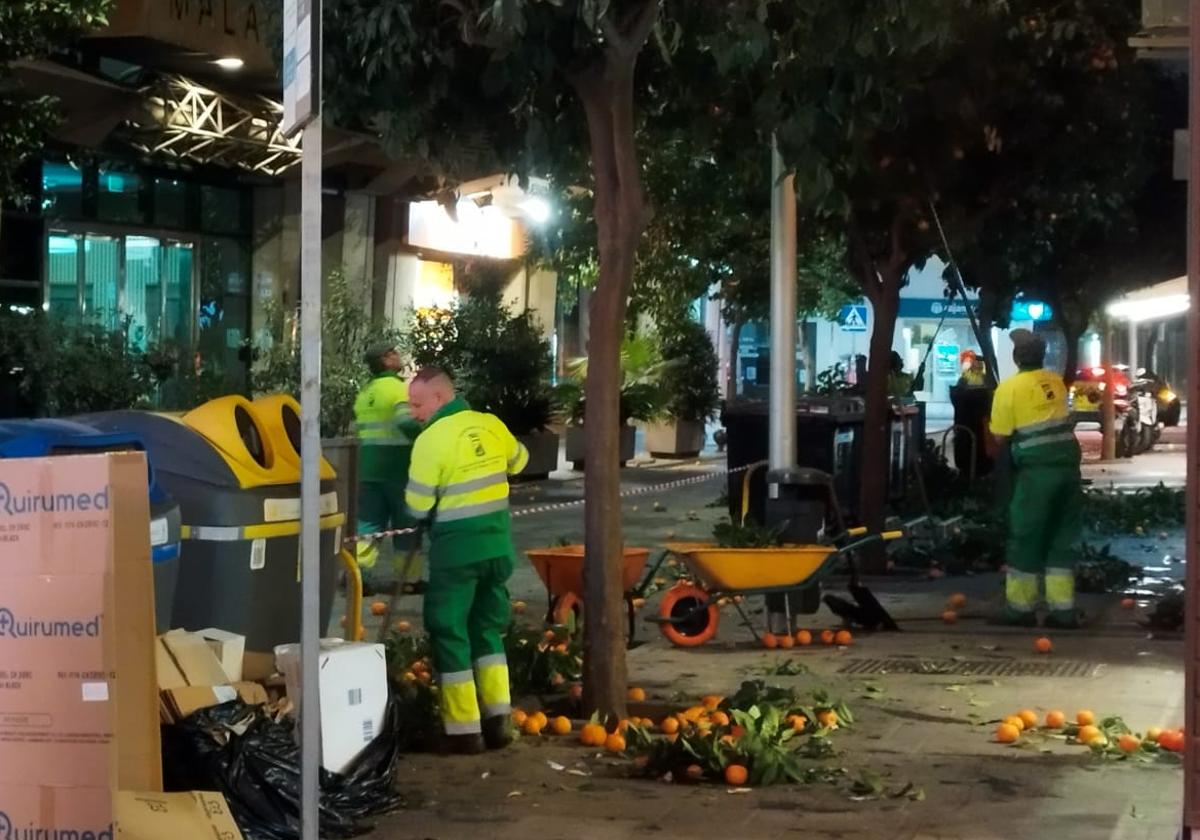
left=424, top=553, right=513, bottom=735
left=356, top=481, right=419, bottom=570
left=1005, top=465, right=1082, bottom=619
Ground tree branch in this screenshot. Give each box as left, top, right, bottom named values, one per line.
left=599, top=0, right=659, bottom=61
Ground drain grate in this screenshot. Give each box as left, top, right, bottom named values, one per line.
left=836, top=658, right=1104, bottom=678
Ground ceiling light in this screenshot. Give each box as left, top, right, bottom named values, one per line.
left=214, top=57, right=244, bottom=71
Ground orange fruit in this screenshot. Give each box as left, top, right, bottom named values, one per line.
left=1146, top=726, right=1164, bottom=741
left=543, top=630, right=557, bottom=642
left=795, top=630, right=813, bottom=646
left=1077, top=725, right=1102, bottom=745
left=730, top=725, right=747, bottom=739
left=512, top=709, right=528, bottom=726
left=941, top=610, right=958, bottom=624
left=402, top=671, right=417, bottom=682
left=580, top=723, right=606, bottom=747
left=627, top=686, right=646, bottom=702
left=551, top=716, right=572, bottom=735
left=817, top=710, right=839, bottom=730
left=1003, top=716, right=1026, bottom=733
left=569, top=683, right=583, bottom=701
left=1076, top=710, right=1096, bottom=727
left=724, top=764, right=749, bottom=786
left=660, top=717, right=680, bottom=735
left=1118, top=734, right=1141, bottom=753
left=787, top=714, right=807, bottom=733
left=995, top=723, right=1021, bottom=743
left=616, top=719, right=631, bottom=733
left=1121, top=597, right=1135, bottom=610
left=820, top=630, right=836, bottom=645
left=778, top=634, right=795, bottom=649
left=369, top=601, right=388, bottom=616
left=835, top=630, right=853, bottom=646
left=683, top=705, right=707, bottom=723
left=1161, top=730, right=1186, bottom=753
left=1017, top=709, right=1038, bottom=730
left=720, top=734, right=736, bottom=746
left=1034, top=637, right=1053, bottom=654
left=685, top=764, right=704, bottom=781
left=553, top=643, right=569, bottom=654
left=701, top=694, right=723, bottom=710
left=393, top=619, right=411, bottom=633
left=710, top=711, right=730, bottom=727
left=604, top=733, right=626, bottom=753
left=948, top=593, right=967, bottom=609
left=522, top=716, right=545, bottom=736
left=1045, top=710, right=1066, bottom=729
left=762, top=632, right=779, bottom=649
left=531, top=711, right=548, bottom=729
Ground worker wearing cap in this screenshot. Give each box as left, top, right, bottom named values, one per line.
left=989, top=329, right=1082, bottom=628
left=405, top=367, right=529, bottom=754
left=353, top=343, right=423, bottom=591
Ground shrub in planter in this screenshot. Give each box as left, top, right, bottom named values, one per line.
left=647, top=321, right=720, bottom=458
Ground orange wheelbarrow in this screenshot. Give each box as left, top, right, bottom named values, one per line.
left=526, top=545, right=651, bottom=641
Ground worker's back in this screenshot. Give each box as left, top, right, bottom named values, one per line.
left=990, top=368, right=1079, bottom=467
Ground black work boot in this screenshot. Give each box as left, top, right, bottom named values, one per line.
left=437, top=733, right=485, bottom=756
left=482, top=715, right=514, bottom=751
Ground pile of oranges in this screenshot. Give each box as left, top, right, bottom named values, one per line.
left=761, top=628, right=852, bottom=649
left=993, top=707, right=1186, bottom=755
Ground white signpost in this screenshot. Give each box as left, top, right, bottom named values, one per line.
left=282, top=2, right=322, bottom=839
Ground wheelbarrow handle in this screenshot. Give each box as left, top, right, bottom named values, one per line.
left=880, top=529, right=906, bottom=541
left=845, top=526, right=869, bottom=538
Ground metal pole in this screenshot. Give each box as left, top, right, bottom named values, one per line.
left=299, top=114, right=323, bottom=840
left=1182, top=0, right=1200, bottom=831
left=1127, top=321, right=1138, bottom=374
left=768, top=138, right=797, bottom=480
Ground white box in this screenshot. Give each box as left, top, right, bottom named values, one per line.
left=196, top=628, right=246, bottom=683
left=274, top=639, right=388, bottom=774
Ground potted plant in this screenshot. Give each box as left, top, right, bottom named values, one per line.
left=645, top=321, right=720, bottom=458
left=404, top=290, right=561, bottom=480
left=562, top=334, right=665, bottom=469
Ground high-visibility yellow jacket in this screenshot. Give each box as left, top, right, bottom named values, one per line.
left=989, top=367, right=1080, bottom=468
left=406, top=398, right=529, bottom=566
left=354, top=373, right=421, bottom=484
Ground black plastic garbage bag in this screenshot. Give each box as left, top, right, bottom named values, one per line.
left=162, top=697, right=406, bottom=840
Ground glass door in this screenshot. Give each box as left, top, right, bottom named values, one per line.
left=162, top=240, right=195, bottom=348
left=124, top=235, right=161, bottom=350
left=82, top=234, right=120, bottom=330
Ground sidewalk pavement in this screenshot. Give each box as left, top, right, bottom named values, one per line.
left=348, top=451, right=1186, bottom=840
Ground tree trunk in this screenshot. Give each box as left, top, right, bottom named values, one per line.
left=858, top=271, right=901, bottom=573
left=571, top=8, right=657, bottom=717
left=975, top=286, right=1003, bottom=387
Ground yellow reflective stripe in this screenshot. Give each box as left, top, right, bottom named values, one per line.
left=508, top=443, right=530, bottom=475
left=436, top=498, right=509, bottom=522
left=440, top=671, right=481, bottom=732
left=180, top=512, right=345, bottom=541
left=356, top=538, right=380, bottom=570
left=1014, top=431, right=1077, bottom=451
left=407, top=479, right=438, bottom=496
left=1045, top=569, right=1075, bottom=611
left=1006, top=570, right=1038, bottom=611
left=474, top=655, right=511, bottom=716
left=444, top=472, right=508, bottom=494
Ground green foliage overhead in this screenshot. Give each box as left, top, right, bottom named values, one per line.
left=0, top=0, right=112, bottom=205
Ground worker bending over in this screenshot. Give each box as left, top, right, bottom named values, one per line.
left=405, top=367, right=529, bottom=754
left=989, top=329, right=1082, bottom=628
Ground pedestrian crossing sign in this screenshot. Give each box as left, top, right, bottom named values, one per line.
left=839, top=304, right=869, bottom=332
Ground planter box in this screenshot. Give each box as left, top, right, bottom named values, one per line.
left=645, top=419, right=706, bottom=459
left=565, top=425, right=636, bottom=470
left=514, top=430, right=560, bottom=481
left=320, top=437, right=359, bottom=538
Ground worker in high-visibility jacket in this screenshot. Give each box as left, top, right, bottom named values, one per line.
left=405, top=367, right=529, bottom=754
left=353, top=343, right=423, bottom=591
left=989, top=329, right=1082, bottom=629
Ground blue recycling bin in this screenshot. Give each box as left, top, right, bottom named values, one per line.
left=0, top=418, right=182, bottom=632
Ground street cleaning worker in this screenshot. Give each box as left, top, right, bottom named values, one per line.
left=405, top=367, right=529, bottom=754
left=887, top=350, right=917, bottom=398
left=958, top=350, right=987, bottom=387
left=354, top=342, right=423, bottom=594
left=988, top=329, right=1082, bottom=628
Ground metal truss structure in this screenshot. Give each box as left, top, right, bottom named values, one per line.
left=125, top=74, right=300, bottom=176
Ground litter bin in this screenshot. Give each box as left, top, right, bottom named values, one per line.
left=949, top=385, right=994, bottom=478
left=723, top=397, right=866, bottom=526
left=0, top=418, right=182, bottom=632
left=82, top=396, right=344, bottom=654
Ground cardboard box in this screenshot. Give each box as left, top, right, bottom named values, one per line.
left=158, top=632, right=229, bottom=687
left=115, top=790, right=245, bottom=840
left=0, top=453, right=161, bottom=832
left=161, top=682, right=268, bottom=722
left=197, top=628, right=245, bottom=682
left=274, top=640, right=388, bottom=773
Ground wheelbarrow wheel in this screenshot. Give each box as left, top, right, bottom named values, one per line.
left=658, top=584, right=719, bottom=647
